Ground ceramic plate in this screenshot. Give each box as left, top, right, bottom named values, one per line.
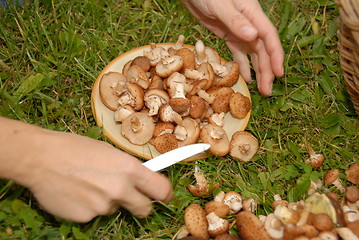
left=91, top=43, right=251, bottom=160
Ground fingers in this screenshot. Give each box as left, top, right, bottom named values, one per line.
left=239, top=3, right=284, bottom=77
left=226, top=41, right=252, bottom=83
left=132, top=166, right=173, bottom=204
left=214, top=1, right=258, bottom=41
left=249, top=39, right=274, bottom=96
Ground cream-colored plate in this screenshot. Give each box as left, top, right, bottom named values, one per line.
left=91, top=43, right=251, bottom=160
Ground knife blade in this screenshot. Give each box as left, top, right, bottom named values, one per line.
left=142, top=143, right=211, bottom=171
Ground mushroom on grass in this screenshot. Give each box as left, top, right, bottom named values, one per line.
left=229, top=131, right=259, bottom=162
left=184, top=203, right=210, bottom=240
left=200, top=124, right=229, bottom=157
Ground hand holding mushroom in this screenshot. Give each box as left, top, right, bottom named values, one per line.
left=0, top=117, right=173, bottom=222
left=182, top=0, right=284, bottom=96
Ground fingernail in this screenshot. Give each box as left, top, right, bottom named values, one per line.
left=239, top=26, right=257, bottom=40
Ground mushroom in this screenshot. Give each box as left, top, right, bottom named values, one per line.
left=312, top=213, right=334, bottom=231
left=148, top=74, right=164, bottom=90
left=152, top=132, right=178, bottom=154
left=229, top=131, right=259, bottom=162
left=204, top=201, right=230, bottom=218
left=318, top=231, right=339, bottom=240
left=272, top=194, right=289, bottom=210
left=208, top=112, right=225, bottom=127
left=169, top=85, right=190, bottom=115
left=117, top=82, right=145, bottom=111
left=207, top=87, right=234, bottom=114
left=345, top=186, right=359, bottom=211
left=121, top=112, right=155, bottom=145
left=189, top=96, right=207, bottom=119
left=174, top=117, right=200, bottom=147
left=130, top=56, right=151, bottom=72
left=324, top=169, right=345, bottom=194
left=187, top=166, right=220, bottom=198
left=176, top=47, right=196, bottom=70
left=242, top=198, right=258, bottom=213
left=346, top=163, right=359, bottom=185
left=159, top=103, right=182, bottom=125
left=144, top=89, right=170, bottom=116
left=236, top=211, right=272, bottom=240
left=200, top=124, right=229, bottom=157
left=336, top=227, right=358, bottom=240
left=143, top=44, right=168, bottom=66
left=114, top=105, right=135, bottom=122
left=184, top=203, right=210, bottom=240
left=206, top=212, right=230, bottom=237
left=305, top=144, right=325, bottom=168
left=155, top=54, right=184, bottom=78
left=125, top=64, right=150, bottom=89
left=99, top=71, right=126, bottom=111
left=223, top=191, right=242, bottom=215
left=229, top=92, right=251, bottom=119
left=153, top=121, right=175, bottom=137
left=264, top=213, right=285, bottom=239
left=274, top=205, right=300, bottom=225
left=213, top=61, right=240, bottom=87
left=307, top=179, right=323, bottom=196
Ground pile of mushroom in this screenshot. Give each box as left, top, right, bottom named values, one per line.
left=99, top=35, right=254, bottom=157
left=177, top=163, right=359, bottom=240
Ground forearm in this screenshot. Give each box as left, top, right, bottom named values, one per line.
left=0, top=117, right=45, bottom=186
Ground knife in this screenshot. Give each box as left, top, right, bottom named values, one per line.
left=142, top=143, right=211, bottom=171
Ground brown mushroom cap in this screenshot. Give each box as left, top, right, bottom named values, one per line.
left=144, top=88, right=170, bottom=116
left=229, top=92, right=251, bottom=119
left=236, top=211, right=272, bottom=240
left=121, top=112, right=155, bottom=145
left=189, top=96, right=207, bottom=119
left=125, top=82, right=145, bottom=111
left=346, top=163, right=359, bottom=185
left=155, top=55, right=184, bottom=78
left=125, top=65, right=150, bottom=90
left=148, top=75, right=164, bottom=90
left=175, top=117, right=200, bottom=147
left=345, top=186, right=359, bottom=203
left=312, top=213, right=334, bottom=232
left=229, top=131, right=259, bottom=162
left=153, top=121, right=175, bottom=137
left=176, top=47, right=196, bottom=70
left=169, top=97, right=190, bottom=115
left=184, top=204, right=210, bottom=240
left=214, top=61, right=240, bottom=87
left=324, top=169, right=340, bottom=186
left=204, top=201, right=230, bottom=218
left=99, top=72, right=126, bottom=111
left=130, top=56, right=151, bottom=72
left=197, top=62, right=215, bottom=90
left=200, top=124, right=229, bottom=157
left=152, top=133, right=178, bottom=154
left=207, top=87, right=234, bottom=114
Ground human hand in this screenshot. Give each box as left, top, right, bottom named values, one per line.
left=2, top=119, right=172, bottom=222
left=182, top=0, right=284, bottom=96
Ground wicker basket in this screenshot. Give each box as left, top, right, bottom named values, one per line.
left=336, top=0, right=359, bottom=114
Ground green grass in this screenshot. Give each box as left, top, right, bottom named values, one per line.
left=1, top=0, right=358, bottom=239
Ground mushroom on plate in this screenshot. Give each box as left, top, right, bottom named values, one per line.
left=99, top=71, right=126, bottom=111
left=117, top=82, right=145, bottom=111
left=114, top=105, right=135, bottom=123
left=125, top=64, right=150, bottom=90
left=176, top=47, right=196, bottom=70
left=229, top=92, right=251, bottom=119
left=207, top=87, right=234, bottom=114
left=121, top=112, right=155, bottom=145
left=144, top=89, right=169, bottom=116
left=229, top=131, right=259, bottom=162
left=156, top=54, right=184, bottom=78
left=213, top=61, right=240, bottom=87
left=130, top=55, right=151, bottom=72
left=200, top=124, right=229, bottom=157
left=152, top=132, right=178, bottom=154
left=174, top=117, right=200, bottom=147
